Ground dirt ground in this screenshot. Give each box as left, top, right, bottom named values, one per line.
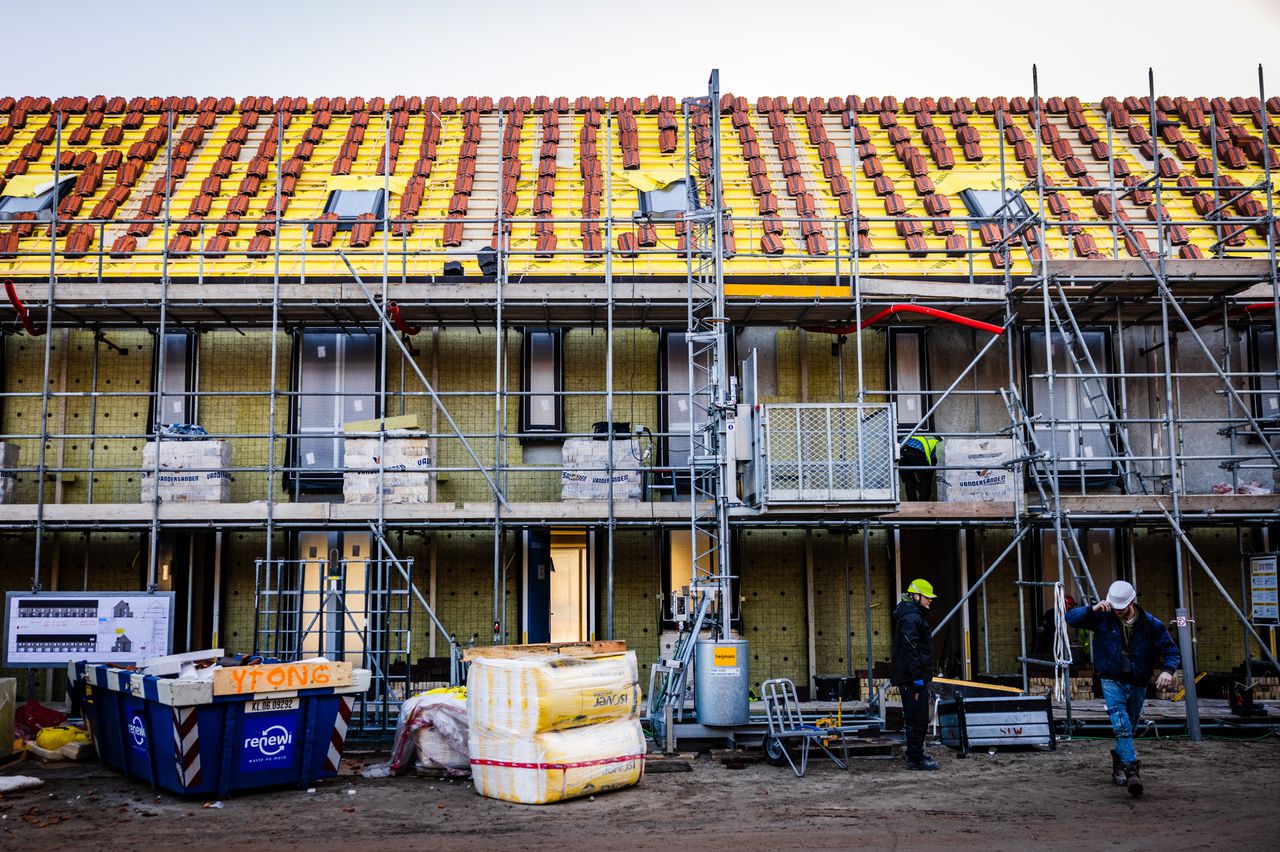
left=1, top=737, right=1277, bottom=851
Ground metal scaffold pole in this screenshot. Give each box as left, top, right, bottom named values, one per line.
left=605, top=106, right=616, bottom=639
left=1146, top=67, right=1201, bottom=741
left=493, top=109, right=507, bottom=644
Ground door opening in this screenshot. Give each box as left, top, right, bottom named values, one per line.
left=523, top=528, right=594, bottom=644
left=298, top=530, right=371, bottom=663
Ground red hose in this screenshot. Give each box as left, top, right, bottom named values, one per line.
left=1241, top=303, right=1278, bottom=314
left=803, top=303, right=1004, bottom=336
left=388, top=301, right=420, bottom=336
left=4, top=279, right=45, bottom=336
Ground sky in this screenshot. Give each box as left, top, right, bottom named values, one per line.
left=3, top=0, right=1279, bottom=100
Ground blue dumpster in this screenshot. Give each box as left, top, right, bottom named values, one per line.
left=71, top=661, right=370, bottom=798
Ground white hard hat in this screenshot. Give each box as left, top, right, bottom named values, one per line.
left=1105, top=580, right=1137, bottom=610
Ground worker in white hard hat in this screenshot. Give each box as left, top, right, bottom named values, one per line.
left=1065, top=580, right=1181, bottom=798
left=891, top=578, right=939, bottom=770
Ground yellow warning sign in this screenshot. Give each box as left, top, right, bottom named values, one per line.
left=713, top=647, right=737, bottom=667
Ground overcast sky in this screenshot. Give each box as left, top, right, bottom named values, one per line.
left=5, top=0, right=1279, bottom=100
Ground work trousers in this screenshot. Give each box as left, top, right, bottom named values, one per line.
left=1101, top=678, right=1146, bottom=763
left=899, top=681, right=931, bottom=762
left=900, top=445, right=934, bottom=501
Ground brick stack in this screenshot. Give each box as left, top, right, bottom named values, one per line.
left=342, top=429, right=432, bottom=504
left=139, top=440, right=231, bottom=502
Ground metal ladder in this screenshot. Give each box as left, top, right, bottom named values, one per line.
left=1043, top=280, right=1148, bottom=495
left=646, top=592, right=713, bottom=749
left=1002, top=387, right=1100, bottom=602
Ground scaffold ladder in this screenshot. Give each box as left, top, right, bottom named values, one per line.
left=1001, top=387, right=1100, bottom=602
left=1044, top=280, right=1147, bottom=495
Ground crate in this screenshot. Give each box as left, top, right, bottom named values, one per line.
left=938, top=694, right=1055, bottom=754
left=813, top=675, right=859, bottom=701
left=72, top=661, right=370, bottom=798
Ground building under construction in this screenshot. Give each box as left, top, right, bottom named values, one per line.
left=0, top=69, right=1276, bottom=733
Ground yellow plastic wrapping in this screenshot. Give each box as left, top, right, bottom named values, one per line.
left=34, top=726, right=91, bottom=750
left=468, top=718, right=645, bottom=804
left=467, top=652, right=639, bottom=735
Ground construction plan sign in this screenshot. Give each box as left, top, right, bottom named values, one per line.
left=2, top=591, right=174, bottom=667
left=1249, top=554, right=1278, bottom=627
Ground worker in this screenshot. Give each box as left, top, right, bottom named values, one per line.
left=1033, top=595, right=1086, bottom=658
left=891, top=578, right=939, bottom=771
left=1065, top=580, right=1180, bottom=798
left=899, top=435, right=942, bottom=501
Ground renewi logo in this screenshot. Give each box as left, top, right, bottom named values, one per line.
left=244, top=724, right=293, bottom=757
left=128, top=714, right=147, bottom=747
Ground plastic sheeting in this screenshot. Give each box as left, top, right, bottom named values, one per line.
left=378, top=688, right=469, bottom=775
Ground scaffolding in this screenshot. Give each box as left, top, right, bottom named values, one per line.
left=1, top=67, right=1277, bottom=736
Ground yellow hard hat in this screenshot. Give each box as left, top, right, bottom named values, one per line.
left=906, top=578, right=937, bottom=599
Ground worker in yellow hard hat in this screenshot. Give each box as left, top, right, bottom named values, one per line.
left=891, top=578, right=939, bottom=770
left=900, top=435, right=942, bottom=501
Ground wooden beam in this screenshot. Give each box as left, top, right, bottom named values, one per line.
left=462, top=640, right=628, bottom=662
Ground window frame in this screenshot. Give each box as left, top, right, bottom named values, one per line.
left=318, top=189, right=387, bottom=231
left=519, top=328, right=565, bottom=437
left=1022, top=327, right=1117, bottom=487
left=148, top=331, right=199, bottom=431
left=1248, top=326, right=1278, bottom=423
left=288, top=330, right=382, bottom=494
left=959, top=187, right=1033, bottom=226
left=0, top=176, right=77, bottom=221
left=636, top=178, right=697, bottom=221
left=887, top=327, right=931, bottom=434
left=658, top=329, right=716, bottom=473
left=661, top=527, right=739, bottom=630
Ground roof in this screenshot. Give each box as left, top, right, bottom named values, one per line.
left=0, top=93, right=1276, bottom=284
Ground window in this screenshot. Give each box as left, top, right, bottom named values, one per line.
left=150, top=332, right=198, bottom=429
left=520, top=329, right=564, bottom=435
left=960, top=188, right=1033, bottom=226
left=291, top=332, right=379, bottom=492
left=1025, top=329, right=1115, bottom=482
left=663, top=528, right=736, bottom=626
left=637, top=178, right=697, bottom=221
left=659, top=330, right=713, bottom=470
left=318, top=189, right=386, bottom=230
left=1037, top=528, right=1118, bottom=607
left=888, top=328, right=929, bottom=432
left=1249, top=328, right=1278, bottom=422
left=0, top=175, right=76, bottom=221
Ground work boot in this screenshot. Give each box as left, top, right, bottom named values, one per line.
left=1123, top=761, right=1143, bottom=798
left=905, top=755, right=940, bottom=771
left=1110, top=750, right=1127, bottom=786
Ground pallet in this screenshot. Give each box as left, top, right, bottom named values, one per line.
left=842, top=737, right=903, bottom=759
left=462, top=640, right=627, bottom=661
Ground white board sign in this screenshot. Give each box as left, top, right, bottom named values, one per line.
left=1249, top=554, right=1278, bottom=627
left=3, top=591, right=175, bottom=667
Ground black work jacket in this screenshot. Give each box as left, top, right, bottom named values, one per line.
left=891, top=597, right=934, bottom=686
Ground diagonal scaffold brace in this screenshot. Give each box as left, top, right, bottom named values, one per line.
left=338, top=250, right=511, bottom=511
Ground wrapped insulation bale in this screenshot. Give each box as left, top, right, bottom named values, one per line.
left=467, top=651, right=639, bottom=735
left=468, top=717, right=645, bottom=804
